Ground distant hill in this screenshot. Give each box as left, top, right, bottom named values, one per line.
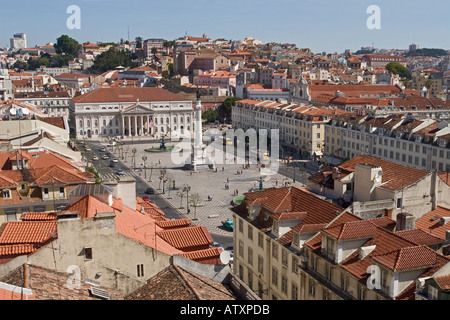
left=406, top=48, right=448, bottom=57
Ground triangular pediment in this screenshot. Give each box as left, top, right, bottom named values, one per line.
left=122, top=104, right=151, bottom=114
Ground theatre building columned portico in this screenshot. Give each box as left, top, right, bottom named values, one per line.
left=69, top=87, right=194, bottom=140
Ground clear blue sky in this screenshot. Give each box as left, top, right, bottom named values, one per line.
left=1, top=0, right=449, bottom=53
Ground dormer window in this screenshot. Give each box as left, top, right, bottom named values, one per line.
left=3, top=189, right=11, bottom=199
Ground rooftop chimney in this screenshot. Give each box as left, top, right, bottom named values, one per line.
left=396, top=212, right=415, bottom=231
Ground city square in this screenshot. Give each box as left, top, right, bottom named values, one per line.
left=99, top=138, right=309, bottom=237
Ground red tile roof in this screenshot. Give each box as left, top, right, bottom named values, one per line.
left=395, top=229, right=444, bottom=246
left=336, top=155, right=429, bottom=191
left=271, top=211, right=307, bottom=221
left=435, top=275, right=450, bottom=290
left=71, top=87, right=190, bottom=104
left=415, top=206, right=450, bottom=240
left=371, top=245, right=437, bottom=271
left=20, top=212, right=58, bottom=221
left=0, top=221, right=57, bottom=244
left=323, top=220, right=377, bottom=240
left=157, top=226, right=213, bottom=250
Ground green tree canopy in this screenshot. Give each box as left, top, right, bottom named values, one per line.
left=385, top=62, right=411, bottom=80
left=218, top=97, right=241, bottom=122
left=89, top=47, right=138, bottom=73
left=54, top=35, right=81, bottom=57
left=201, top=108, right=218, bottom=122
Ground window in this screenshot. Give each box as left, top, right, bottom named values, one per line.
left=428, top=286, right=438, bottom=300
left=291, top=283, right=299, bottom=300
left=309, top=279, right=316, bottom=296
left=238, top=218, right=243, bottom=233
left=248, top=270, right=253, bottom=290
left=358, top=285, right=365, bottom=300
left=282, top=249, right=288, bottom=267
left=258, top=255, right=264, bottom=274
left=248, top=247, right=253, bottom=265
left=292, top=256, right=299, bottom=273
left=397, top=198, right=403, bottom=209
left=238, top=240, right=244, bottom=257
left=281, top=276, right=288, bottom=294
left=258, top=233, right=264, bottom=248
left=326, top=264, right=332, bottom=281
left=311, top=255, right=317, bottom=271
left=248, top=225, right=253, bottom=241
left=84, top=247, right=93, bottom=260
left=258, top=282, right=264, bottom=298
left=272, top=242, right=278, bottom=260
left=272, top=267, right=278, bottom=287
left=137, top=264, right=144, bottom=277
left=43, top=188, right=49, bottom=200
left=59, top=187, right=65, bottom=198
left=3, top=189, right=10, bottom=199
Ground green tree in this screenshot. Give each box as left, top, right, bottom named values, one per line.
left=202, top=108, right=218, bottom=122
left=54, top=35, right=81, bottom=57
left=385, top=62, right=411, bottom=80
left=218, top=97, right=241, bottom=122
left=135, top=37, right=143, bottom=49
left=89, top=47, right=138, bottom=73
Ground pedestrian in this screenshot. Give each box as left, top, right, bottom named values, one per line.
left=227, top=178, right=229, bottom=183
left=236, top=189, right=239, bottom=195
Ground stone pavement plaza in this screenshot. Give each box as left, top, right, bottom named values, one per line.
left=116, top=142, right=305, bottom=237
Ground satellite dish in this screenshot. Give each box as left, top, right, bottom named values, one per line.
left=219, top=250, right=231, bottom=265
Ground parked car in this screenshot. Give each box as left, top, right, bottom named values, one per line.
left=85, top=147, right=91, bottom=151
left=145, top=187, right=155, bottom=194
left=107, top=141, right=116, bottom=147
left=143, top=195, right=151, bottom=202
left=112, top=158, right=118, bottom=163
left=221, top=219, right=233, bottom=231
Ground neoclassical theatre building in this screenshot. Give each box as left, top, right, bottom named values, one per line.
left=70, top=87, right=194, bottom=140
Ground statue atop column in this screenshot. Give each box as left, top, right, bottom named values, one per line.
left=196, top=88, right=201, bottom=101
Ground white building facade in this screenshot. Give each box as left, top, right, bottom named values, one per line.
left=70, top=87, right=194, bottom=140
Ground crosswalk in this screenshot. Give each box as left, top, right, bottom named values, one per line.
left=100, top=170, right=139, bottom=180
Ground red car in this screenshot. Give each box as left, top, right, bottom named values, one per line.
left=143, top=196, right=151, bottom=202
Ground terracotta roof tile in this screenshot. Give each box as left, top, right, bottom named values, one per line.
left=179, top=247, right=222, bottom=261
left=71, top=87, right=191, bottom=104
left=271, top=211, right=307, bottom=221
left=337, top=155, right=429, bottom=191
left=435, top=275, right=450, bottom=290
left=371, top=245, right=437, bottom=271
left=323, top=220, right=377, bottom=240
left=0, top=221, right=56, bottom=244
left=157, top=226, right=213, bottom=250
left=395, top=229, right=444, bottom=246
left=20, top=212, right=57, bottom=221
left=415, top=206, right=450, bottom=240
left=155, top=218, right=192, bottom=229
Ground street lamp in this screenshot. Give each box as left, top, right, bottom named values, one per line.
left=183, top=184, right=191, bottom=215
left=142, top=155, right=148, bottom=179
left=131, top=147, right=137, bottom=170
